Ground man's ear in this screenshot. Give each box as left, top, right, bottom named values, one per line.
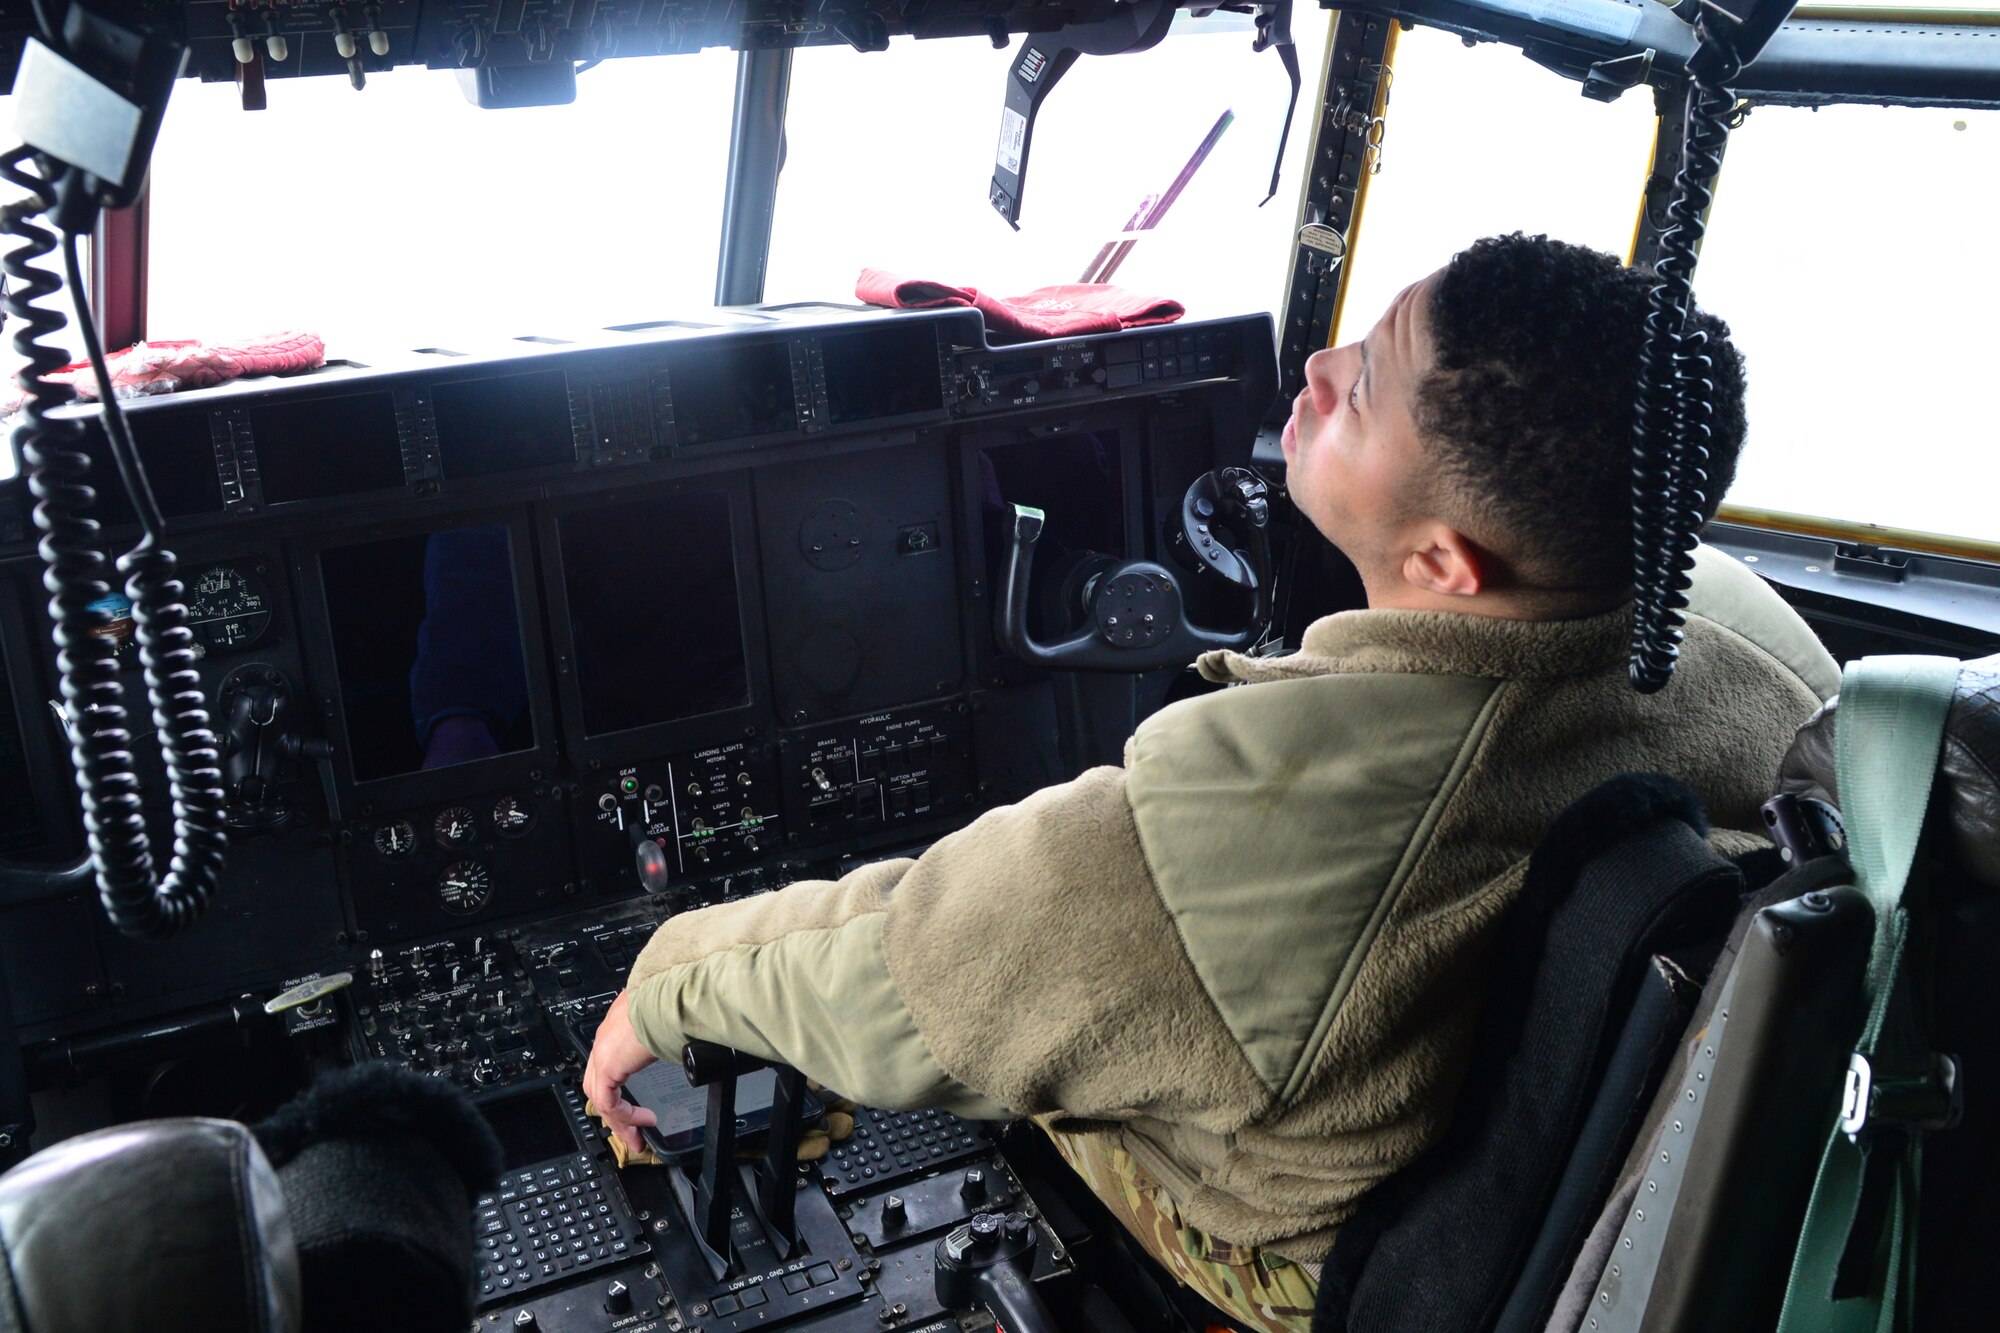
left=1403, top=524, right=1487, bottom=598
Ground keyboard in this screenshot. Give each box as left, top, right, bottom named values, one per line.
left=474, top=1153, right=643, bottom=1300
left=822, top=1105, right=993, bottom=1199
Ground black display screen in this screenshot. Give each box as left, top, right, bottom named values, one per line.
left=433, top=371, right=576, bottom=479
left=981, top=430, right=1126, bottom=642
left=822, top=324, right=943, bottom=425
left=77, top=410, right=224, bottom=526
left=320, top=522, right=534, bottom=783
left=480, top=1087, right=576, bottom=1172
left=251, top=392, right=404, bottom=504
left=558, top=491, right=750, bottom=736
left=0, top=649, right=44, bottom=857
left=669, top=341, right=796, bottom=446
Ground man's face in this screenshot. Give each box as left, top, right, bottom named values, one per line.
left=1281, top=273, right=1439, bottom=577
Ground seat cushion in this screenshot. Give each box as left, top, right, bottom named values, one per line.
left=0, top=1118, right=299, bottom=1333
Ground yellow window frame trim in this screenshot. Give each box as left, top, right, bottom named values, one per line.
left=1314, top=11, right=1999, bottom=558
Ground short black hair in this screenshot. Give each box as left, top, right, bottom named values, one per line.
left=1414, top=232, right=1746, bottom=592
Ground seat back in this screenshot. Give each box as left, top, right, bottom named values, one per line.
left=1313, top=775, right=1743, bottom=1333
left=1555, top=869, right=1870, bottom=1333
left=1547, top=652, right=2000, bottom=1333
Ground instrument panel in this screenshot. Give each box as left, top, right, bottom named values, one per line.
left=0, top=305, right=1276, bottom=1040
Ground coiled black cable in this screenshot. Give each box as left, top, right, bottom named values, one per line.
left=1629, top=48, right=1741, bottom=694
left=1, top=145, right=227, bottom=936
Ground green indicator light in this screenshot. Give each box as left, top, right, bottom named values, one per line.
left=620, top=776, right=639, bottom=795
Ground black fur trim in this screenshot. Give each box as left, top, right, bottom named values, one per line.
left=1483, top=773, right=1710, bottom=1020
left=253, top=1061, right=502, bottom=1194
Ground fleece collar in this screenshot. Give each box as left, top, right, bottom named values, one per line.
left=1197, top=602, right=1634, bottom=686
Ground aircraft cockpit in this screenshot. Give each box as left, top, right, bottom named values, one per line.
left=0, top=2, right=1994, bottom=1332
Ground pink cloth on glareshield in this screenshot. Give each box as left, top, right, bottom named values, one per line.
left=2, top=331, right=326, bottom=416
left=856, top=269, right=1184, bottom=344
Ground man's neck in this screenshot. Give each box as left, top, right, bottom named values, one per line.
left=1361, top=575, right=1628, bottom=622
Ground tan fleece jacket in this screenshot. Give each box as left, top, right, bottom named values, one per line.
left=624, top=545, right=1837, bottom=1263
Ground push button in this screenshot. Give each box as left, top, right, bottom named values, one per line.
left=781, top=1270, right=811, bottom=1294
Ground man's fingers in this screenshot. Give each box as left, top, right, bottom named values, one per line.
left=595, top=1090, right=647, bottom=1152
left=583, top=989, right=664, bottom=1154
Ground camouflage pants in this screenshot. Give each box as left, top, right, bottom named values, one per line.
left=1041, top=1124, right=1318, bottom=1333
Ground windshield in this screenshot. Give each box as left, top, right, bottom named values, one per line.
left=146, top=55, right=737, bottom=358
left=1696, top=102, right=2000, bottom=545
left=767, top=12, right=1334, bottom=324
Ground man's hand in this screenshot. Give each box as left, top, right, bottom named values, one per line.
left=582, top=989, right=661, bottom=1154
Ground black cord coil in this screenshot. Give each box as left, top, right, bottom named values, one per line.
left=1628, top=45, right=1742, bottom=694
left=1, top=146, right=227, bottom=937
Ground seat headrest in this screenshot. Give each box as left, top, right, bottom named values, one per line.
left=0, top=1118, right=300, bottom=1333
left=1779, top=652, right=2000, bottom=893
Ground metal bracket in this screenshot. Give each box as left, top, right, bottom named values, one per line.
left=1583, top=49, right=1656, bottom=102
left=1842, top=1050, right=1963, bottom=1141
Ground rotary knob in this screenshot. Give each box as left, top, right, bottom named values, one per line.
left=604, top=1280, right=632, bottom=1316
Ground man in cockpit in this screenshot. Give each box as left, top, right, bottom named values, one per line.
left=583, top=234, right=1838, bottom=1333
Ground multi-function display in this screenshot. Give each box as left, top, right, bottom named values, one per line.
left=668, top=341, right=795, bottom=446
left=84, top=409, right=224, bottom=525
left=320, top=521, right=536, bottom=782
left=252, top=391, right=404, bottom=504
left=557, top=490, right=750, bottom=737
left=433, top=371, right=576, bottom=479
left=479, top=1085, right=578, bottom=1172
left=822, top=323, right=943, bottom=425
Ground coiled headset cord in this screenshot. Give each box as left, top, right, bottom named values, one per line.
left=1628, top=41, right=1743, bottom=693
left=1, top=145, right=226, bottom=936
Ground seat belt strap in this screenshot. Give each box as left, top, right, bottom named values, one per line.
left=1776, top=655, right=1959, bottom=1333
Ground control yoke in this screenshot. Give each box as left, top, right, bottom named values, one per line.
left=934, top=1211, right=1060, bottom=1333
left=996, top=467, right=1272, bottom=671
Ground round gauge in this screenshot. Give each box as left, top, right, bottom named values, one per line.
left=492, top=796, right=534, bottom=838
left=434, top=806, right=477, bottom=849
left=372, top=820, right=416, bottom=858
left=438, top=861, right=492, bottom=916
left=185, top=562, right=273, bottom=654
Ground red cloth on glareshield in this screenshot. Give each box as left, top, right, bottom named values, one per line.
left=856, top=269, right=1184, bottom=344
